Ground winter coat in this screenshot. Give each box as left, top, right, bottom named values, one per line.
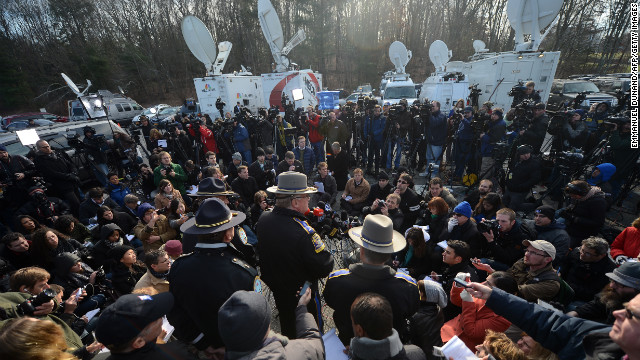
left=525, top=219, right=571, bottom=267
left=610, top=226, right=640, bottom=259
left=424, top=188, right=457, bottom=210
left=441, top=285, right=511, bottom=351
left=153, top=163, right=188, bottom=196
left=438, top=262, right=479, bottom=321
left=310, top=173, right=338, bottom=206
left=427, top=111, right=448, bottom=146
left=133, top=215, right=177, bottom=252
left=508, top=259, right=560, bottom=302
left=343, top=178, right=371, bottom=205
left=78, top=197, right=119, bottom=226
left=231, top=123, right=252, bottom=152
left=106, top=182, right=131, bottom=207
left=111, top=262, right=146, bottom=295
left=276, top=159, right=303, bottom=175
left=328, top=150, right=349, bottom=191
left=506, top=156, right=542, bottom=193
left=93, top=211, right=137, bottom=240
left=410, top=303, right=444, bottom=359
left=445, top=219, right=483, bottom=255
left=519, top=113, right=549, bottom=153
left=350, top=329, right=426, bottom=360
left=366, top=182, right=394, bottom=205
left=609, top=130, right=640, bottom=180
left=307, top=114, right=324, bottom=143
left=565, top=188, right=608, bottom=241
left=326, top=120, right=349, bottom=147
left=561, top=247, right=616, bottom=302
left=33, top=151, right=78, bottom=194
left=480, top=118, right=506, bottom=157
left=456, top=117, right=475, bottom=142
left=91, top=224, right=131, bottom=269
left=224, top=305, right=325, bottom=360
left=293, top=146, right=316, bottom=175
left=231, top=176, right=260, bottom=207
left=134, top=269, right=169, bottom=294
left=364, top=114, right=387, bottom=144
left=154, top=189, right=184, bottom=211
left=480, top=221, right=529, bottom=268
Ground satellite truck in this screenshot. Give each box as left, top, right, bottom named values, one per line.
left=380, top=41, right=418, bottom=106
left=419, top=0, right=562, bottom=111
left=182, top=0, right=322, bottom=119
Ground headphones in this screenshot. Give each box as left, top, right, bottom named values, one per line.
left=565, top=182, right=588, bottom=196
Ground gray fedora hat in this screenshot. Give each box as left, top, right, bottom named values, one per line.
left=267, top=171, right=317, bottom=195
left=348, top=214, right=406, bottom=254
left=189, top=177, right=237, bottom=197
left=606, top=262, right=640, bottom=290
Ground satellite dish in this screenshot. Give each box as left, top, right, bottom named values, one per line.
left=389, top=41, right=412, bottom=74
left=473, top=40, right=487, bottom=53
left=507, top=0, right=562, bottom=51
left=258, top=0, right=305, bottom=72
left=428, top=40, right=451, bottom=71
left=181, top=16, right=217, bottom=73
left=61, top=73, right=82, bottom=97
left=118, top=86, right=125, bottom=95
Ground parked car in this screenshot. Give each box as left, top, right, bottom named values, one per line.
left=1, top=112, right=68, bottom=129
left=590, top=76, right=631, bottom=96
left=547, top=79, right=618, bottom=110
left=132, top=104, right=171, bottom=124
left=4, top=119, right=56, bottom=131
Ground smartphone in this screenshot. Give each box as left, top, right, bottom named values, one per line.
left=299, top=281, right=312, bottom=298
left=74, top=288, right=83, bottom=300
left=453, top=278, right=472, bottom=288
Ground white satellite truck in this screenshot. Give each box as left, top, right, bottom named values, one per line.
left=380, top=41, right=418, bottom=106
left=257, top=0, right=322, bottom=111
left=420, top=0, right=562, bottom=111
left=182, top=16, right=265, bottom=118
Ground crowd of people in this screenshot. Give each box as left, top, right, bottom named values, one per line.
left=0, top=89, right=638, bottom=360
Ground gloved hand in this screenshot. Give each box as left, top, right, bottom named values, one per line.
left=460, top=289, right=474, bottom=302
left=615, top=255, right=629, bottom=265
left=447, top=217, right=459, bottom=233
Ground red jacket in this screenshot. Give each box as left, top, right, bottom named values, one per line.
left=611, top=226, right=640, bottom=259
left=308, top=114, right=324, bottom=143
left=189, top=125, right=219, bottom=154
left=441, top=284, right=511, bottom=351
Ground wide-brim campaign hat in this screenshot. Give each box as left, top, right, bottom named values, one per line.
left=348, top=214, right=406, bottom=254
left=181, top=198, right=246, bottom=235
left=189, top=177, right=237, bottom=197
left=267, top=171, right=317, bottom=195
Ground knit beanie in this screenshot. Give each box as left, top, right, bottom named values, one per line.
left=420, top=279, right=447, bottom=308
left=453, top=201, right=472, bottom=218
left=218, top=290, right=271, bottom=351
left=108, top=245, right=134, bottom=262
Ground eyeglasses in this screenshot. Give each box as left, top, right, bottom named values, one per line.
left=525, top=249, right=549, bottom=257
left=397, top=180, right=408, bottom=184
left=579, top=247, right=598, bottom=257
left=452, top=213, right=463, bottom=217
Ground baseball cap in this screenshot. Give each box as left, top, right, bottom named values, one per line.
left=95, top=293, right=174, bottom=346
left=523, top=240, right=556, bottom=260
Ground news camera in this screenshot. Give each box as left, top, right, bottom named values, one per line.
left=477, top=219, right=501, bottom=234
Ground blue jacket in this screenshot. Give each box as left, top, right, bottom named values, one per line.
left=486, top=288, right=614, bottom=359
left=587, top=163, right=616, bottom=186
left=427, top=111, right=448, bottom=146
left=294, top=146, right=316, bottom=175
left=480, top=118, right=506, bottom=157
left=456, top=117, right=474, bottom=142
left=364, top=115, right=386, bottom=144
left=230, top=124, right=251, bottom=152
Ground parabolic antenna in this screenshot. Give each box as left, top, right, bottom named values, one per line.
left=61, top=73, right=82, bottom=96
left=428, top=40, right=451, bottom=71
left=181, top=16, right=217, bottom=71
left=389, top=41, right=412, bottom=74
left=472, top=40, right=487, bottom=53
left=507, top=0, right=562, bottom=34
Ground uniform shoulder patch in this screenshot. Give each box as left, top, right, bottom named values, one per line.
left=328, top=268, right=351, bottom=279
left=237, top=227, right=248, bottom=245
left=231, top=257, right=258, bottom=277
left=293, top=217, right=315, bottom=234
left=311, top=233, right=326, bottom=253
left=395, top=271, right=418, bottom=286
left=253, top=276, right=263, bottom=293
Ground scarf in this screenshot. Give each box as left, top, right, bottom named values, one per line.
left=106, top=237, right=124, bottom=249
left=149, top=267, right=169, bottom=280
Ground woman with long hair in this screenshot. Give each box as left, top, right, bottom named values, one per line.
left=402, top=227, right=431, bottom=279
left=473, top=192, right=503, bottom=223
left=16, top=215, right=44, bottom=240
left=0, top=317, right=79, bottom=360
left=54, top=215, right=92, bottom=244
left=154, top=179, right=185, bottom=212
left=31, top=227, right=83, bottom=270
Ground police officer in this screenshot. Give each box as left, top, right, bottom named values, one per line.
left=181, top=177, right=256, bottom=265
left=168, top=198, right=258, bottom=357
left=256, top=171, right=334, bottom=339
left=323, top=214, right=420, bottom=345
left=83, top=125, right=110, bottom=186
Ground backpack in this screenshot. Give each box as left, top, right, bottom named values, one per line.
left=534, top=271, right=576, bottom=307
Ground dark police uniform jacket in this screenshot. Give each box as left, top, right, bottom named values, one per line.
left=256, top=207, right=334, bottom=301
left=323, top=263, right=420, bottom=345
left=167, top=243, right=258, bottom=349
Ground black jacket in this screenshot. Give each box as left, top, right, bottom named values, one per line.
left=519, top=114, right=549, bottom=154
left=323, top=263, right=420, bottom=345
left=33, top=151, right=79, bottom=193
left=328, top=150, right=349, bottom=191
left=276, top=159, right=303, bottom=175
left=110, top=262, right=145, bottom=295
left=566, top=190, right=608, bottom=241
left=168, top=243, right=257, bottom=350
left=506, top=156, right=541, bottom=193
left=78, top=197, right=120, bottom=225
left=397, top=188, right=421, bottom=233
left=17, top=197, right=71, bottom=227
left=561, top=247, right=616, bottom=302
left=90, top=224, right=131, bottom=270
left=366, top=183, right=393, bottom=205
left=231, top=176, right=259, bottom=207
left=439, top=261, right=479, bottom=321
left=479, top=221, right=530, bottom=267
left=248, top=160, right=273, bottom=190
left=410, top=303, right=444, bottom=359
left=446, top=219, right=483, bottom=256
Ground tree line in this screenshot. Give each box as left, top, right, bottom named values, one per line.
left=0, top=0, right=631, bottom=114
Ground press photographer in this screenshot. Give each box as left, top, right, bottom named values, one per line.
left=82, top=126, right=111, bottom=187
left=518, top=102, right=549, bottom=154
left=424, top=101, right=447, bottom=178
left=364, top=105, right=387, bottom=175
left=510, top=81, right=541, bottom=108
left=479, top=108, right=507, bottom=186
left=33, top=140, right=81, bottom=215
left=385, top=99, right=411, bottom=171
left=477, top=208, right=533, bottom=271
left=0, top=144, right=39, bottom=208
left=249, top=147, right=275, bottom=190
left=166, top=125, right=193, bottom=166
